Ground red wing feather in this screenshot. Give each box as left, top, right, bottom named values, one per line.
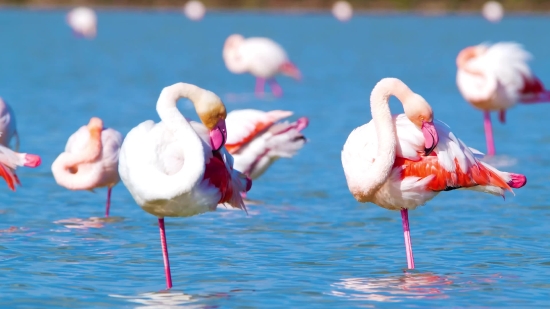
left=394, top=156, right=511, bottom=192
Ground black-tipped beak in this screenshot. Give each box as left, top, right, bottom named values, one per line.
left=421, top=121, right=439, bottom=156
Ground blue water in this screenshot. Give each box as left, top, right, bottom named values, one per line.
left=0, top=8, right=549, bottom=308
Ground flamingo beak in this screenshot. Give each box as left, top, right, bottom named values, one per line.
left=279, top=61, right=302, bottom=81
left=209, top=119, right=227, bottom=151
left=421, top=121, right=439, bottom=156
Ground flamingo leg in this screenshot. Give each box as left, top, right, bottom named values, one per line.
left=267, top=78, right=283, bottom=97
left=401, top=209, right=415, bottom=269
left=255, top=78, right=266, bottom=97
left=483, top=111, right=496, bottom=156
left=105, top=187, right=112, bottom=217
left=159, top=218, right=173, bottom=290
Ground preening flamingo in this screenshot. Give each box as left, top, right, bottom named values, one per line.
left=456, top=42, right=550, bottom=155
left=225, top=109, right=308, bottom=181
left=51, top=117, right=122, bottom=217
left=341, top=78, right=527, bottom=269
left=0, top=144, right=41, bottom=191
left=0, top=98, right=19, bottom=150
left=223, top=35, right=301, bottom=98
left=118, top=83, right=252, bottom=290
left=66, top=7, right=97, bottom=39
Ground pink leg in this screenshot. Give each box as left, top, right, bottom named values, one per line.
left=268, top=78, right=283, bottom=97
left=498, top=110, right=506, bottom=124
left=483, top=111, right=496, bottom=156
left=255, top=78, right=266, bottom=97
left=159, top=218, right=173, bottom=290
left=401, top=209, right=415, bottom=269
left=105, top=187, right=112, bottom=217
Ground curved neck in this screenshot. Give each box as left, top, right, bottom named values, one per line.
left=143, top=83, right=207, bottom=199
left=359, top=78, right=404, bottom=199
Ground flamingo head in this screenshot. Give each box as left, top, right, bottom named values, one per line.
left=456, top=45, right=487, bottom=69
left=403, top=94, right=439, bottom=156
left=194, top=92, right=228, bottom=151
left=87, top=117, right=104, bottom=136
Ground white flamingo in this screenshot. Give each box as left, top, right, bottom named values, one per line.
left=342, top=78, right=527, bottom=269
left=118, top=83, right=252, bottom=290
left=223, top=34, right=301, bottom=97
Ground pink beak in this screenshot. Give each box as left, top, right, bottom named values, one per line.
left=209, top=119, right=227, bottom=151
left=24, top=154, right=41, bottom=168
left=421, top=121, right=439, bottom=156
left=279, top=61, right=302, bottom=81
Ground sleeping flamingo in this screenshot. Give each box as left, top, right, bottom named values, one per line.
left=66, top=7, right=97, bottom=39
left=456, top=42, right=550, bottom=156
left=51, top=117, right=122, bottom=217
left=225, top=109, right=308, bottom=181
left=342, top=78, right=527, bottom=269
left=0, top=98, right=19, bottom=150
left=118, top=83, right=252, bottom=290
left=0, top=144, right=41, bottom=191
left=223, top=34, right=301, bottom=98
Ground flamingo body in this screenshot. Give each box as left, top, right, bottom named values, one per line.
left=0, top=98, right=18, bottom=150
left=225, top=109, right=308, bottom=179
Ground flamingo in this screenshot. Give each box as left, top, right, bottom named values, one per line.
left=456, top=42, right=550, bottom=156
left=482, top=1, right=504, bottom=23
left=0, top=144, right=41, bottom=191
left=341, top=78, right=527, bottom=269
left=118, top=83, right=252, bottom=290
left=223, top=34, right=301, bottom=98
left=0, top=98, right=19, bottom=150
left=332, top=1, right=353, bottom=22
left=183, top=0, right=206, bottom=21
left=51, top=117, right=122, bottom=217
left=66, top=7, right=97, bottom=39
left=225, top=109, right=308, bottom=181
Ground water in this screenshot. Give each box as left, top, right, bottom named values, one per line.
left=1, top=9, right=549, bottom=308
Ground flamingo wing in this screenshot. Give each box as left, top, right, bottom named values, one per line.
left=65, top=126, right=91, bottom=154
left=225, top=109, right=293, bottom=153
left=393, top=115, right=519, bottom=196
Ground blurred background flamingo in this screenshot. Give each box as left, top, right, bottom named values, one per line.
left=342, top=78, right=527, bottom=269
left=183, top=0, right=206, bottom=21
left=223, top=34, right=301, bottom=98
left=456, top=42, right=550, bottom=156
left=66, top=7, right=97, bottom=39
left=0, top=98, right=19, bottom=150
left=225, top=109, right=308, bottom=184
left=51, top=117, right=122, bottom=217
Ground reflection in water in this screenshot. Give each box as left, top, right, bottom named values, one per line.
left=54, top=216, right=124, bottom=229
left=330, top=273, right=453, bottom=302
left=110, top=289, right=244, bottom=309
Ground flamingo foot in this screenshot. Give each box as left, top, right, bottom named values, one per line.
left=268, top=79, right=283, bottom=97
left=401, top=209, right=415, bottom=269
left=483, top=111, right=496, bottom=156
left=159, top=218, right=173, bottom=290
left=255, top=78, right=266, bottom=97
left=105, top=187, right=112, bottom=217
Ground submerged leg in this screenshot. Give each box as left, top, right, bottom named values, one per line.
left=268, top=78, right=283, bottom=97
left=401, top=209, right=415, bottom=269
left=159, top=218, right=173, bottom=289
left=105, top=187, right=112, bottom=217
left=483, top=111, right=496, bottom=156
left=255, top=78, right=266, bottom=97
